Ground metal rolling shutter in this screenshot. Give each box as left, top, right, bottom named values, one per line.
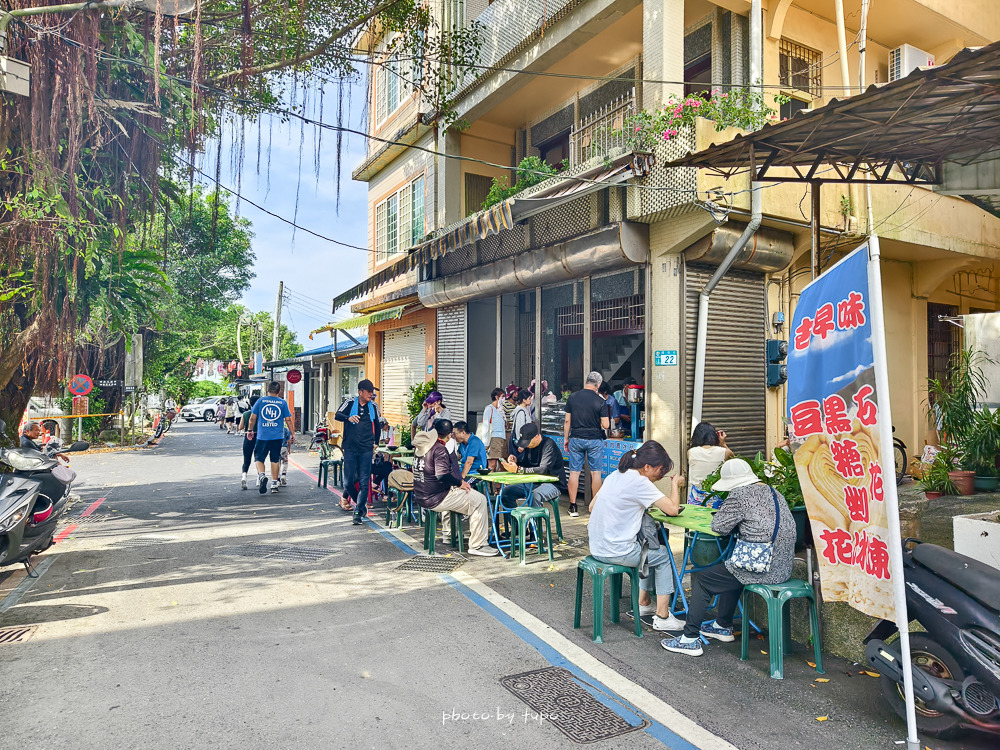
left=436, top=304, right=468, bottom=420
left=381, top=325, right=426, bottom=428
left=684, top=264, right=766, bottom=457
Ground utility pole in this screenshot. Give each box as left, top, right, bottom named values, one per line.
left=272, top=280, right=283, bottom=361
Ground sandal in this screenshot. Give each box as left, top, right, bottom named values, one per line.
left=339, top=499, right=353, bottom=512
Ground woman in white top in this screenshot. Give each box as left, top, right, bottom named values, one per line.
left=482, top=388, right=507, bottom=469
left=508, top=389, right=533, bottom=457
left=686, top=421, right=734, bottom=508
left=588, top=441, right=686, bottom=633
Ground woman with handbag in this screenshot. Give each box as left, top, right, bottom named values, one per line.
left=662, top=458, right=795, bottom=657
left=588, top=441, right=686, bottom=633
left=479, top=388, right=507, bottom=470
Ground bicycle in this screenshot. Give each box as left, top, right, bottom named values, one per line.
left=892, top=426, right=907, bottom=485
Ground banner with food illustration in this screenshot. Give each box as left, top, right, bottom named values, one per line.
left=787, top=244, right=894, bottom=620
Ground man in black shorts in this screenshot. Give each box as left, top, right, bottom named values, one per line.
left=247, top=381, right=294, bottom=494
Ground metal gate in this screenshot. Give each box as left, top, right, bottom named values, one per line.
left=381, top=325, right=426, bottom=428
left=436, top=305, right=468, bottom=420
left=684, top=264, right=766, bottom=457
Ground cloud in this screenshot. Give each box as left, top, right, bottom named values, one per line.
left=829, top=362, right=874, bottom=385
left=790, top=327, right=854, bottom=358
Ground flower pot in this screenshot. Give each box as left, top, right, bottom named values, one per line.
left=924, top=491, right=943, bottom=500
left=974, top=476, right=1000, bottom=492
left=948, top=470, right=976, bottom=496
left=685, top=530, right=730, bottom=567
left=792, top=505, right=812, bottom=551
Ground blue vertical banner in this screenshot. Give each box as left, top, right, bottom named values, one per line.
left=787, top=243, right=894, bottom=620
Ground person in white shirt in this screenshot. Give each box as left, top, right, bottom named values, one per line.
left=587, top=441, right=686, bottom=633
left=686, top=422, right=734, bottom=508
left=481, top=388, right=507, bottom=470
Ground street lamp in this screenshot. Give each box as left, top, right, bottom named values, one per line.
left=1, top=0, right=196, bottom=96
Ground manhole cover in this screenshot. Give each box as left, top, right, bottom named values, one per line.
left=70, top=514, right=120, bottom=523
left=108, top=536, right=172, bottom=548
left=0, top=625, right=38, bottom=645
left=217, top=544, right=336, bottom=562
left=500, top=667, right=648, bottom=743
left=396, top=555, right=466, bottom=573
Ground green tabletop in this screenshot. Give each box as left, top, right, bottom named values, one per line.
left=376, top=447, right=413, bottom=456
left=393, top=456, right=414, bottom=467
left=647, top=506, right=721, bottom=536
left=477, top=472, right=559, bottom=485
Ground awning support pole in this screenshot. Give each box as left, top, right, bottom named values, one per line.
left=692, top=0, right=763, bottom=432
left=811, top=180, right=821, bottom=278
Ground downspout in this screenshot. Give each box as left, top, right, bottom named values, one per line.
left=691, top=0, right=763, bottom=431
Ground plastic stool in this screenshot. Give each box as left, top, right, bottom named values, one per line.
left=540, top=496, right=563, bottom=542
left=422, top=510, right=464, bottom=554
left=510, top=506, right=553, bottom=564
left=573, top=556, right=642, bottom=643
left=385, top=489, right=411, bottom=528
left=318, top=459, right=343, bottom=489
left=740, top=579, right=825, bottom=679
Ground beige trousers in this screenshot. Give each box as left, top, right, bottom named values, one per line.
left=435, top=486, right=491, bottom=549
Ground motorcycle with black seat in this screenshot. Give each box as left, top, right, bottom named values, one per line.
left=0, top=419, right=89, bottom=572
left=865, top=538, right=1000, bottom=739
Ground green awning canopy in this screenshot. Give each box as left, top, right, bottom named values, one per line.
left=309, top=305, right=405, bottom=338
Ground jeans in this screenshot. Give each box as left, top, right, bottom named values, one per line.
left=500, top=481, right=560, bottom=509
left=595, top=541, right=675, bottom=596
left=683, top=562, right=744, bottom=638
left=568, top=437, right=605, bottom=473
left=343, top=449, right=373, bottom=516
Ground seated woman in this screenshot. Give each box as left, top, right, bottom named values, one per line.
left=587, top=441, right=686, bottom=633
left=661, top=458, right=795, bottom=658
left=686, top=421, right=734, bottom=508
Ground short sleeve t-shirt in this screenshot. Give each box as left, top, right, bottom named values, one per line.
left=252, top=396, right=291, bottom=441
left=687, top=445, right=729, bottom=488
left=459, top=435, right=489, bottom=474
left=565, top=389, right=608, bottom=440
left=588, top=469, right=666, bottom=559
left=483, top=403, right=505, bottom=438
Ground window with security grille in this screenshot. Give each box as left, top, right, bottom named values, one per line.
left=373, top=175, right=424, bottom=265
left=410, top=175, right=424, bottom=244
left=779, top=39, right=822, bottom=96
left=375, top=36, right=410, bottom=125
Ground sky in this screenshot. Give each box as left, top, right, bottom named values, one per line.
left=209, top=78, right=371, bottom=349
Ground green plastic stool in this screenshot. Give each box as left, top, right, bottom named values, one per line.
left=573, top=556, right=643, bottom=643
left=540, top=496, right=563, bottom=542
left=740, top=579, right=825, bottom=679
left=422, top=510, right=465, bottom=554
left=385, top=489, right=411, bottom=528
left=318, top=459, right=343, bottom=489
left=510, top=506, right=553, bottom=564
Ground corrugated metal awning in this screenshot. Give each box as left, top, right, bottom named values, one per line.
left=309, top=306, right=405, bottom=338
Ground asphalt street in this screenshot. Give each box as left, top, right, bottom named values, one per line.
left=0, top=422, right=994, bottom=750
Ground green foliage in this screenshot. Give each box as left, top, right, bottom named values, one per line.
left=406, top=379, right=436, bottom=422
left=622, top=86, right=788, bottom=151
left=701, top=448, right=803, bottom=510
left=190, top=381, right=227, bottom=399
left=481, top=157, right=563, bottom=210
left=56, top=395, right=107, bottom=441
left=926, top=349, right=993, bottom=469
left=397, top=426, right=412, bottom=448
left=919, top=453, right=958, bottom=495
left=963, top=407, right=1000, bottom=477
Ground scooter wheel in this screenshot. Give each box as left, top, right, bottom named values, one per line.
left=880, top=632, right=968, bottom=739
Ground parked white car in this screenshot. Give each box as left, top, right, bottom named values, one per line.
left=179, top=396, right=226, bottom=422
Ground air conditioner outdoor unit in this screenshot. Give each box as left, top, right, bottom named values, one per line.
left=889, top=44, right=935, bottom=81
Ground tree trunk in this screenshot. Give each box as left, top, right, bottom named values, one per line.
left=0, top=364, right=35, bottom=446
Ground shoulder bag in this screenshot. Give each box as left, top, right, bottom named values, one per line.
left=727, top=487, right=781, bottom=575
left=476, top=405, right=493, bottom=443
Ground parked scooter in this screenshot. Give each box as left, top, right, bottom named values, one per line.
left=865, top=539, right=1000, bottom=738
left=0, top=420, right=89, bottom=571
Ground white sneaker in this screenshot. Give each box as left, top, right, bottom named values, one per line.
left=467, top=546, right=499, bottom=557
left=280, top=476, right=287, bottom=486
left=652, top=614, right=686, bottom=632
left=639, top=603, right=656, bottom=617
left=257, top=474, right=268, bottom=495
left=270, top=480, right=280, bottom=493
left=241, top=476, right=247, bottom=490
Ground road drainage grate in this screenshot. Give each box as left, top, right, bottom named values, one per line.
left=108, top=536, right=172, bottom=548
left=500, top=667, right=649, bottom=744
left=0, top=625, right=38, bottom=645
left=217, top=544, right=336, bottom=563
left=70, top=514, right=119, bottom=524
left=396, top=555, right=465, bottom=573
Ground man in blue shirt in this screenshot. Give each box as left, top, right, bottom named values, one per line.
left=452, top=421, right=488, bottom=478
left=247, top=381, right=294, bottom=494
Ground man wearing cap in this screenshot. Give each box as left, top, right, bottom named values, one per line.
left=335, top=379, right=382, bottom=525
left=500, top=423, right=564, bottom=510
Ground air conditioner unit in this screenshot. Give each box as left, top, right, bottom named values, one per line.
left=889, top=44, right=935, bottom=81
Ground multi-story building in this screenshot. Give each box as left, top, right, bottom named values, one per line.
left=333, top=0, right=1000, bottom=464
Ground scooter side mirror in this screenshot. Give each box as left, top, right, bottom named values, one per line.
left=68, top=441, right=90, bottom=452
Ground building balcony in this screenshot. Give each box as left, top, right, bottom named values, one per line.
left=570, top=88, right=637, bottom=168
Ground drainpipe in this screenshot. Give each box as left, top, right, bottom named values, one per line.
left=691, top=0, right=763, bottom=431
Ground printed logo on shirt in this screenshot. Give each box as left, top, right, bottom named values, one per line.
left=261, top=403, right=281, bottom=426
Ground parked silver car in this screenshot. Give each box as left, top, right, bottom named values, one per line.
left=179, top=396, right=226, bottom=422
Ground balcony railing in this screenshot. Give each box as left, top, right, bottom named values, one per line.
left=570, top=88, right=637, bottom=167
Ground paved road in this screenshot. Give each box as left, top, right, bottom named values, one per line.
left=0, top=422, right=993, bottom=749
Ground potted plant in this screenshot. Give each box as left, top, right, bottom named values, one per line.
left=926, top=350, right=991, bottom=496
left=963, top=407, right=1000, bottom=492
left=919, top=453, right=957, bottom=499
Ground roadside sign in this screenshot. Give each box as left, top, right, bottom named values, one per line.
left=72, top=396, right=89, bottom=416
left=286, top=369, right=302, bottom=384
left=97, top=379, right=123, bottom=388
left=68, top=374, right=93, bottom=396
